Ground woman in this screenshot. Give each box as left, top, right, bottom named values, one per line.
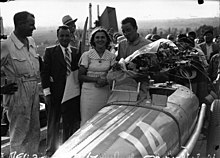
left=78, top=27, right=116, bottom=125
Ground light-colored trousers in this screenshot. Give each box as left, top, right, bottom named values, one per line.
left=5, top=80, right=40, bottom=157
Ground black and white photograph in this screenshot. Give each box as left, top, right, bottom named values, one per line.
left=1, top=0, right=220, bottom=157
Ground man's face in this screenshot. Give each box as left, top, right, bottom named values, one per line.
left=57, top=28, right=71, bottom=47
left=21, top=15, right=36, bottom=37
left=67, top=22, right=76, bottom=34
left=204, top=33, right=213, bottom=43
left=121, top=23, right=137, bottom=42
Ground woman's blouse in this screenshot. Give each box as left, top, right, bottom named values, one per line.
left=79, top=48, right=116, bottom=78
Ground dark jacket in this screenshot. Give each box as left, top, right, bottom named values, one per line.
left=199, top=42, right=220, bottom=62
left=40, top=45, right=80, bottom=103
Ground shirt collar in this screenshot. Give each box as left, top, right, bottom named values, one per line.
left=127, top=34, right=141, bottom=46
left=10, top=32, right=35, bottom=50
left=59, top=44, right=71, bottom=53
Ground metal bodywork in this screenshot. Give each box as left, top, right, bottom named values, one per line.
left=207, top=99, right=220, bottom=157
left=52, top=83, right=202, bottom=158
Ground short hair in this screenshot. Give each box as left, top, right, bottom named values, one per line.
left=187, top=31, right=196, bottom=39
left=57, top=25, right=70, bottom=35
left=167, top=34, right=174, bottom=41
left=121, top=17, right=137, bottom=29
left=176, top=33, right=187, bottom=42
left=203, top=30, right=213, bottom=36
left=151, top=34, right=161, bottom=42
left=145, top=34, right=153, bottom=40
left=179, top=37, right=195, bottom=47
left=89, top=27, right=111, bottom=48
left=14, top=11, right=34, bottom=28
left=113, top=32, right=123, bottom=41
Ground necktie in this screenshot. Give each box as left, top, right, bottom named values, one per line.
left=65, top=48, right=71, bottom=76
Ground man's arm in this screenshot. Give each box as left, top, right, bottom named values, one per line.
left=40, top=47, right=52, bottom=94
left=0, top=40, right=18, bottom=95
left=116, top=42, right=122, bottom=61
left=71, top=47, right=80, bottom=71
left=40, top=47, right=53, bottom=105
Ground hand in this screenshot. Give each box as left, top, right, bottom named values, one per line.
left=95, top=77, right=108, bottom=87
left=112, top=62, right=122, bottom=71
left=127, top=62, right=137, bottom=71
left=44, top=95, right=51, bottom=106
left=1, top=83, right=18, bottom=95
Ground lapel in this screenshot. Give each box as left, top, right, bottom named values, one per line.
left=54, top=45, right=66, bottom=67
left=53, top=46, right=78, bottom=70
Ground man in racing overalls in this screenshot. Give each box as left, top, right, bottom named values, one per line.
left=1, top=11, right=40, bottom=157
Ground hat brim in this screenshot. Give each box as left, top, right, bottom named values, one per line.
left=65, top=18, right=77, bottom=25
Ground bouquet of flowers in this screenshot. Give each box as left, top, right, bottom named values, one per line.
left=156, top=40, right=179, bottom=67
left=108, top=39, right=180, bottom=83
left=124, top=39, right=179, bottom=75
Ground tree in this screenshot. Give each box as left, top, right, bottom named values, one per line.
left=152, top=27, right=157, bottom=34
left=196, top=25, right=214, bottom=37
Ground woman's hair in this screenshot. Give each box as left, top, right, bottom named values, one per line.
left=89, top=27, right=111, bottom=48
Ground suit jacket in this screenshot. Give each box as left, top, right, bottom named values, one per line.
left=40, top=45, right=80, bottom=105
left=199, top=42, right=220, bottom=61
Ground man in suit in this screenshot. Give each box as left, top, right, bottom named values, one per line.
left=199, top=30, right=220, bottom=63
left=40, top=25, right=81, bottom=157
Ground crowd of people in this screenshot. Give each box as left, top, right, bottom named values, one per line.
left=1, top=11, right=220, bottom=158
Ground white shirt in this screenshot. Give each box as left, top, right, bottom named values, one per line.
left=60, top=44, right=72, bottom=62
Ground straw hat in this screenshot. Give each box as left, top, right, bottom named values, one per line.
left=62, top=15, right=77, bottom=25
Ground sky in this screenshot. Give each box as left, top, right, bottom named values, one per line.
left=0, top=0, right=219, bottom=29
